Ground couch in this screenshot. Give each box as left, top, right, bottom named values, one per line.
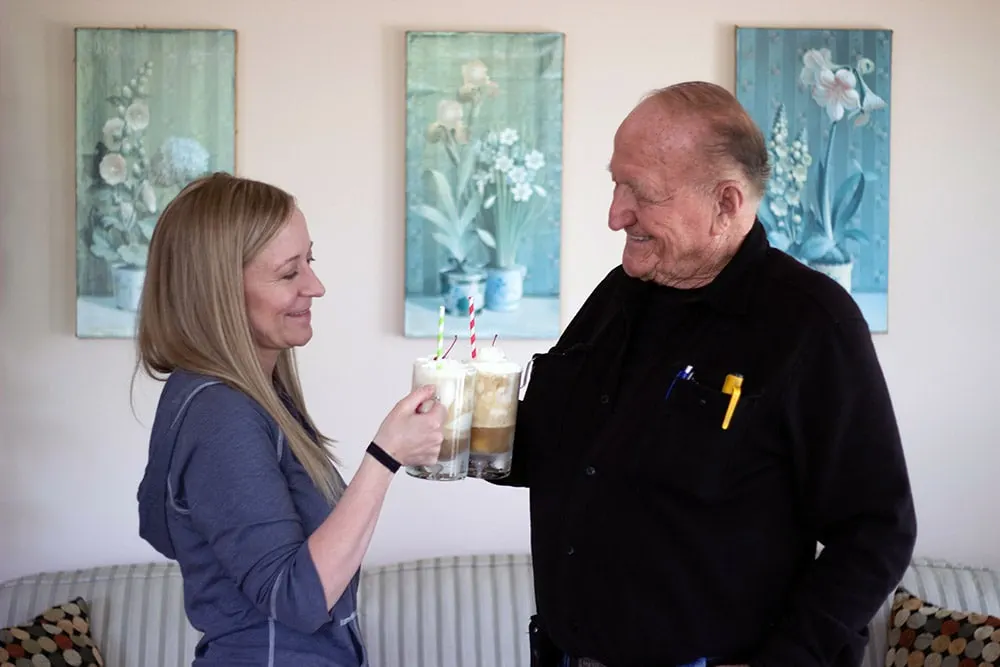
left=1, top=554, right=998, bottom=666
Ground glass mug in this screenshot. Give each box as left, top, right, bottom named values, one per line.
left=405, top=356, right=477, bottom=481
left=466, top=347, right=521, bottom=480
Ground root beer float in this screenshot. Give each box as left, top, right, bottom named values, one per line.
left=406, top=356, right=476, bottom=481
left=467, top=345, right=522, bottom=480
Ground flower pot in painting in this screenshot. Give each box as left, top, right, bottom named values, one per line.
left=440, top=268, right=486, bottom=316
left=485, top=265, right=526, bottom=312
left=809, top=259, right=853, bottom=293
left=112, top=265, right=146, bottom=312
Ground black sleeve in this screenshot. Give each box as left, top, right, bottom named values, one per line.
left=751, top=316, right=917, bottom=665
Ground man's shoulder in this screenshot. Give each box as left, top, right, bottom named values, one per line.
left=590, top=264, right=630, bottom=294
left=554, top=265, right=630, bottom=346
left=756, top=248, right=866, bottom=327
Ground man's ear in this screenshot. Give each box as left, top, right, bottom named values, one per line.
left=711, top=181, right=745, bottom=235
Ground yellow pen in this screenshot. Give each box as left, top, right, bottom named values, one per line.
left=721, top=374, right=743, bottom=430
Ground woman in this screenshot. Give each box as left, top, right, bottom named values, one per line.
left=135, top=172, right=446, bottom=666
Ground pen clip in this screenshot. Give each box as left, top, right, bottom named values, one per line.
left=721, top=373, right=743, bottom=430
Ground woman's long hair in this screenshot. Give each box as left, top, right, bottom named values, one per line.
left=133, top=172, right=344, bottom=502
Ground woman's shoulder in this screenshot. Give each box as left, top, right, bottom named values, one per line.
left=161, top=369, right=279, bottom=442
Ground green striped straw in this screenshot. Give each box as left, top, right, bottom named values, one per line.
left=435, top=305, right=445, bottom=366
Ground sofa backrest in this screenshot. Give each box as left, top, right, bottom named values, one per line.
left=0, top=561, right=200, bottom=667
left=358, top=553, right=536, bottom=667
left=3, top=555, right=999, bottom=667
left=0, top=555, right=537, bottom=667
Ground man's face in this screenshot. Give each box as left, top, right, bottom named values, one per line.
left=607, top=108, right=723, bottom=287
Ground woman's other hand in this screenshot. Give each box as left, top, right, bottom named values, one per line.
left=373, top=384, right=446, bottom=467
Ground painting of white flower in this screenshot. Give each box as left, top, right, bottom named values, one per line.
left=404, top=31, right=564, bottom=339
left=736, top=27, right=892, bottom=334
left=74, top=28, right=236, bottom=339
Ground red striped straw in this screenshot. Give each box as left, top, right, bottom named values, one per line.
left=468, top=296, right=477, bottom=359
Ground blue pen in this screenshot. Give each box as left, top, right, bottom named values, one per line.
left=665, top=365, right=694, bottom=400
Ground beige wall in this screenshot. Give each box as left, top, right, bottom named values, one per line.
left=1, top=0, right=998, bottom=582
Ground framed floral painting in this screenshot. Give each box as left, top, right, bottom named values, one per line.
left=735, top=27, right=892, bottom=333
left=403, top=31, right=564, bottom=340
left=74, top=27, right=237, bottom=338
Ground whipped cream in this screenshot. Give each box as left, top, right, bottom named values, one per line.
left=412, top=356, right=476, bottom=408
left=470, top=346, right=521, bottom=375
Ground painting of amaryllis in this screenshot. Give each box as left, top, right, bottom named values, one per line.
left=403, top=31, right=564, bottom=340
left=736, top=27, right=892, bottom=333
left=74, top=28, right=236, bottom=338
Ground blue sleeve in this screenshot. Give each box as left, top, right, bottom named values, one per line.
left=176, top=387, right=334, bottom=634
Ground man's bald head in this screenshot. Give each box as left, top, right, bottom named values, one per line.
left=625, top=81, right=770, bottom=199
left=607, top=81, right=770, bottom=288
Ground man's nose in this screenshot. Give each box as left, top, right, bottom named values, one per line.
left=608, top=191, right=636, bottom=231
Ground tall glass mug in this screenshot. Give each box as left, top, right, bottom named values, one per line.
left=467, top=347, right=522, bottom=480
left=406, top=357, right=477, bottom=481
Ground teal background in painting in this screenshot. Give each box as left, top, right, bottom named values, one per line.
left=74, top=28, right=236, bottom=298
left=404, top=31, right=564, bottom=299
left=735, top=27, right=892, bottom=295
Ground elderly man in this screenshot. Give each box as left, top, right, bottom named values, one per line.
left=488, top=82, right=917, bottom=667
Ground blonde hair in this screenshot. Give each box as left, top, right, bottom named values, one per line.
left=134, top=172, right=344, bottom=502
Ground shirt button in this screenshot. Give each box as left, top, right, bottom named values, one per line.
left=599, top=394, right=610, bottom=404
left=585, top=466, right=596, bottom=476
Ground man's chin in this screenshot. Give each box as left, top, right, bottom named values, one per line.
left=621, top=257, right=654, bottom=281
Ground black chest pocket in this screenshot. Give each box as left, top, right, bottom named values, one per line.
left=635, top=364, right=761, bottom=503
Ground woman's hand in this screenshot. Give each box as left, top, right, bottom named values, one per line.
left=372, top=384, right=446, bottom=467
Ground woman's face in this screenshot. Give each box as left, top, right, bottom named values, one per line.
left=243, top=208, right=325, bottom=369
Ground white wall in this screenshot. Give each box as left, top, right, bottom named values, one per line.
left=1, top=0, right=998, bottom=583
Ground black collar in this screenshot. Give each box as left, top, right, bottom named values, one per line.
left=614, top=218, right=770, bottom=323
left=697, top=218, right=769, bottom=315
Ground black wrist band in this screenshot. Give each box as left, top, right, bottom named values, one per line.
left=367, top=441, right=401, bottom=474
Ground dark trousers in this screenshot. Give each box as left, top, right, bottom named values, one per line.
left=528, top=616, right=715, bottom=667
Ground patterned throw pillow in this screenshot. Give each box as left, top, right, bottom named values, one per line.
left=887, top=587, right=1000, bottom=667
left=0, top=597, right=104, bottom=667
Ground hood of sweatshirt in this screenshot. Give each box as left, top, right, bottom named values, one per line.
left=136, top=369, right=222, bottom=560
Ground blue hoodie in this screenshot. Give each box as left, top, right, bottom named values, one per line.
left=137, top=369, right=367, bottom=666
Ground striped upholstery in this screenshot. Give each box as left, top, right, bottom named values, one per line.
left=0, top=562, right=201, bottom=667
left=2, top=555, right=998, bottom=667
left=358, top=554, right=536, bottom=667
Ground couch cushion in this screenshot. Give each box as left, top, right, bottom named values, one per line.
left=0, top=562, right=200, bottom=667
left=885, top=587, right=1000, bottom=663
left=358, top=553, right=536, bottom=667
left=1, top=596, right=105, bottom=666
left=862, top=559, right=1000, bottom=667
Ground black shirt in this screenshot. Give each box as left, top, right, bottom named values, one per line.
left=492, top=221, right=917, bottom=667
